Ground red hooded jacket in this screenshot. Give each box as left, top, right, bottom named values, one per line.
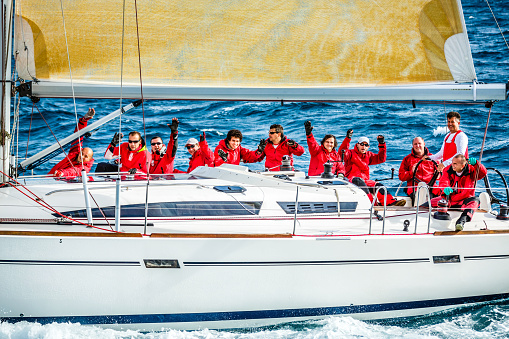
left=399, top=147, right=437, bottom=194
left=106, top=142, right=150, bottom=174
left=434, top=161, right=487, bottom=206
left=48, top=117, right=94, bottom=178
left=213, top=139, right=259, bottom=167
left=258, top=136, right=305, bottom=171
left=149, top=132, right=178, bottom=174
left=174, top=139, right=214, bottom=173
left=343, top=140, right=386, bottom=181
left=306, top=133, right=349, bottom=176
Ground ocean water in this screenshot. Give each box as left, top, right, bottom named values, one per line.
left=2, top=0, right=509, bottom=337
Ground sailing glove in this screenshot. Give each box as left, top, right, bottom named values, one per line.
left=377, top=135, right=385, bottom=144
left=169, top=118, right=179, bottom=133
left=111, top=132, right=123, bottom=147
left=468, top=157, right=477, bottom=165
left=200, top=132, right=206, bottom=143
left=346, top=129, right=353, bottom=139
left=257, top=139, right=267, bottom=154
left=218, top=149, right=228, bottom=162
left=84, top=108, right=95, bottom=120
left=128, top=168, right=137, bottom=175
left=443, top=187, right=453, bottom=196
left=287, top=139, right=297, bottom=148
left=304, top=121, right=313, bottom=136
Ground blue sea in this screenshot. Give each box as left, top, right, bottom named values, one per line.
left=2, top=0, right=509, bottom=338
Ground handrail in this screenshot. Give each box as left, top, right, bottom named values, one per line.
left=414, top=184, right=432, bottom=234
left=369, top=185, right=387, bottom=235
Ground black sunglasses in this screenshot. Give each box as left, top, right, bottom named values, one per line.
left=151, top=142, right=162, bottom=146
left=269, top=131, right=278, bottom=135
left=186, top=145, right=196, bottom=149
left=128, top=139, right=140, bottom=143
left=359, top=142, right=369, bottom=147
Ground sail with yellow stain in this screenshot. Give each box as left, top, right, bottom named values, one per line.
left=13, top=0, right=507, bottom=101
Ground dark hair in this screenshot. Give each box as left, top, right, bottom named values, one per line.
left=321, top=134, right=337, bottom=148
left=129, top=131, right=145, bottom=147
left=269, top=124, right=284, bottom=134
left=226, top=129, right=243, bottom=143
left=447, top=111, right=461, bottom=121
left=151, top=136, right=163, bottom=143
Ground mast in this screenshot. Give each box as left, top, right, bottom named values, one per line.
left=1, top=0, right=13, bottom=184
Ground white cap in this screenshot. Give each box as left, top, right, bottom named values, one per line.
left=357, top=137, right=369, bottom=145
left=185, top=138, right=199, bottom=145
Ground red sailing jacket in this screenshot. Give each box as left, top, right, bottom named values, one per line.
left=258, top=136, right=305, bottom=171
left=48, top=117, right=94, bottom=178
left=398, top=147, right=437, bottom=194
left=106, top=142, right=150, bottom=174
left=306, top=133, right=349, bottom=176
left=149, top=132, right=177, bottom=174
left=174, top=139, right=214, bottom=173
left=213, top=139, right=260, bottom=167
left=343, top=140, right=386, bottom=181
left=434, top=162, right=487, bottom=206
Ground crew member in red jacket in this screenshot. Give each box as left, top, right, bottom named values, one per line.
left=214, top=129, right=259, bottom=167
left=303, top=120, right=349, bottom=176
left=428, top=154, right=487, bottom=231
left=343, top=134, right=405, bottom=206
left=149, top=118, right=179, bottom=175
left=255, top=124, right=304, bottom=171
left=48, top=108, right=95, bottom=179
left=399, top=137, right=438, bottom=201
left=174, top=132, right=214, bottom=173
left=104, top=131, right=150, bottom=174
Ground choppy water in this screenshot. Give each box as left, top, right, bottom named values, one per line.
left=3, top=0, right=509, bottom=337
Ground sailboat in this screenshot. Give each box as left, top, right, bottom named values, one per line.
left=1, top=0, right=508, bottom=331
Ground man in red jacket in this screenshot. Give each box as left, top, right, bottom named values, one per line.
left=174, top=132, right=214, bottom=173
left=149, top=118, right=179, bottom=175
left=429, top=154, right=487, bottom=231
left=48, top=108, right=95, bottom=179
left=256, top=124, right=304, bottom=171
left=303, top=120, right=349, bottom=176
left=399, top=137, right=438, bottom=201
left=214, top=129, right=259, bottom=167
left=104, top=131, right=150, bottom=174
left=343, top=135, right=405, bottom=206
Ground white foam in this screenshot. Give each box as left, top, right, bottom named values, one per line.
left=433, top=126, right=448, bottom=137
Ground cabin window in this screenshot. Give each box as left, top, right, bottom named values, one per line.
left=277, top=201, right=357, bottom=214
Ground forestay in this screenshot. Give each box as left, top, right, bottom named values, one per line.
left=13, top=0, right=507, bottom=101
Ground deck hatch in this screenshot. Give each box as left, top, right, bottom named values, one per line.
left=213, top=186, right=246, bottom=193
left=433, top=255, right=460, bottom=264
left=144, top=259, right=180, bottom=268
left=278, top=201, right=357, bottom=214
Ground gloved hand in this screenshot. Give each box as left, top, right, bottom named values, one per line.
left=168, top=118, right=179, bottom=133
left=84, top=108, right=95, bottom=120
left=377, top=135, right=385, bottom=144
left=54, top=170, right=63, bottom=177
left=304, top=121, right=313, bottom=136
left=346, top=129, right=353, bottom=139
left=443, top=187, right=453, bottom=196
left=110, top=132, right=123, bottom=147
left=468, top=157, right=477, bottom=165
left=128, top=168, right=137, bottom=175
left=200, top=132, right=206, bottom=143
left=257, top=139, right=267, bottom=154
left=287, top=139, right=297, bottom=148
left=218, top=149, right=228, bottom=162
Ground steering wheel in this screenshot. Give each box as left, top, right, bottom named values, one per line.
left=411, top=158, right=439, bottom=203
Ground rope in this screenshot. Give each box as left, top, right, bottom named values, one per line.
left=485, top=0, right=509, bottom=51
left=25, top=102, right=35, bottom=159
left=474, top=103, right=493, bottom=186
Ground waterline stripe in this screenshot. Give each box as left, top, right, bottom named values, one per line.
left=183, top=258, right=430, bottom=266
left=0, top=260, right=140, bottom=266
left=2, top=293, right=508, bottom=325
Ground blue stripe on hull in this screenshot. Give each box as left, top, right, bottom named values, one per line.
left=3, top=293, right=509, bottom=325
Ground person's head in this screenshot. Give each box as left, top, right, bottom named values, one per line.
left=128, top=131, right=143, bottom=151
left=447, top=111, right=461, bottom=133
left=451, top=154, right=467, bottom=172
left=77, top=147, right=93, bottom=163
left=268, top=124, right=283, bottom=144
left=356, top=137, right=370, bottom=154
left=412, top=137, right=425, bottom=157
left=185, top=137, right=199, bottom=156
left=151, top=136, right=165, bottom=154
left=226, top=129, right=243, bottom=150
left=321, top=134, right=337, bottom=152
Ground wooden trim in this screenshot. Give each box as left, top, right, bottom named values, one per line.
left=0, top=231, right=142, bottom=237
left=150, top=233, right=293, bottom=238
left=434, top=229, right=509, bottom=236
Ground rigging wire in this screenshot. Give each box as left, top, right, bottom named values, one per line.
left=474, top=103, right=493, bottom=186
left=485, top=0, right=509, bottom=51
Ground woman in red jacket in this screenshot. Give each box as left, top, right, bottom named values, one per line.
left=303, top=120, right=349, bottom=176
left=343, top=134, right=405, bottom=206
left=214, top=129, right=259, bottom=167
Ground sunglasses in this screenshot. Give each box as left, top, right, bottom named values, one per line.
left=359, top=142, right=369, bottom=147
left=128, top=139, right=140, bottom=143
left=269, top=131, right=278, bottom=135
left=151, top=142, right=162, bottom=146
left=186, top=145, right=196, bottom=149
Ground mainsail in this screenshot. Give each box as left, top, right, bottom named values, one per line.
left=13, top=0, right=507, bottom=101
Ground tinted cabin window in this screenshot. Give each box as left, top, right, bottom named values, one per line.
left=278, top=202, right=357, bottom=214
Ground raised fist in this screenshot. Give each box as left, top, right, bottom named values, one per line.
left=84, top=108, right=95, bottom=120
left=346, top=129, right=353, bottom=139
left=168, top=118, right=179, bottom=133
left=200, top=132, right=206, bottom=143
left=111, top=132, right=123, bottom=147
left=304, top=121, right=313, bottom=136
left=377, top=135, right=385, bottom=144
